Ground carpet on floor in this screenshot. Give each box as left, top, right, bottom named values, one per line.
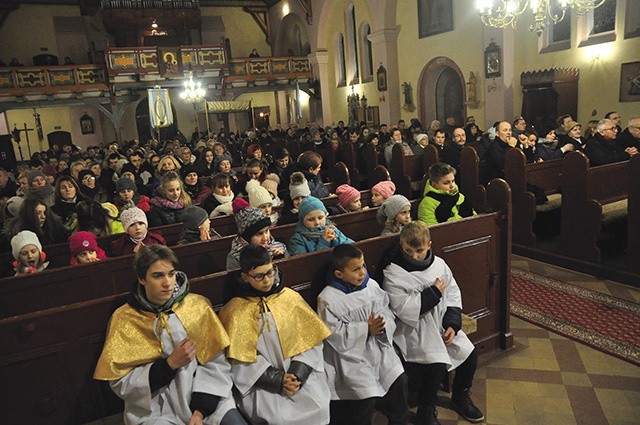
left=510, top=268, right=640, bottom=366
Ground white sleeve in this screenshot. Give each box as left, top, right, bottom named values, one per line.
left=193, top=350, right=234, bottom=398
left=383, top=265, right=422, bottom=328
left=109, top=363, right=154, bottom=412
left=317, top=297, right=369, bottom=361
left=230, top=354, right=272, bottom=397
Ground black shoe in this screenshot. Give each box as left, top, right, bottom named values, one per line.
left=451, top=388, right=485, bottom=423
left=415, top=405, right=441, bottom=425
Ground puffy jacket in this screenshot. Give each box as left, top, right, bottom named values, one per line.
left=418, top=180, right=475, bottom=226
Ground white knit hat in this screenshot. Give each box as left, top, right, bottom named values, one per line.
left=11, top=230, right=42, bottom=259
left=247, top=179, right=273, bottom=207
left=289, top=171, right=311, bottom=200
left=120, top=206, right=148, bottom=230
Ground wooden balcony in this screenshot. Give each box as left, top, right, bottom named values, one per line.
left=226, top=56, right=312, bottom=86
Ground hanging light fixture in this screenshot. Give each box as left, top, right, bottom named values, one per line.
left=151, top=19, right=158, bottom=29
left=476, top=0, right=608, bottom=36
left=179, top=72, right=206, bottom=103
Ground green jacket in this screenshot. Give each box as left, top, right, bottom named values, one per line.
left=418, top=180, right=475, bottom=226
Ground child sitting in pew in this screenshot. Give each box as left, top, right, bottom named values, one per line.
left=94, top=245, right=247, bottom=425
left=111, top=207, right=166, bottom=256
left=113, top=177, right=150, bottom=213
left=418, top=163, right=475, bottom=226
left=11, top=230, right=49, bottom=276
left=371, top=180, right=396, bottom=207
left=335, top=184, right=366, bottom=214
left=278, top=171, right=310, bottom=225
left=317, top=244, right=408, bottom=425
left=177, top=206, right=221, bottom=245
left=288, top=196, right=354, bottom=255
left=219, top=245, right=332, bottom=425
left=226, top=199, right=289, bottom=271
left=377, top=195, right=412, bottom=236
left=382, top=222, right=484, bottom=425
left=69, top=231, right=107, bottom=264
left=247, top=179, right=280, bottom=225
left=201, top=173, right=235, bottom=218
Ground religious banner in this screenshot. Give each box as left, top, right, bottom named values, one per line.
left=148, top=88, right=174, bottom=128
left=157, top=47, right=182, bottom=78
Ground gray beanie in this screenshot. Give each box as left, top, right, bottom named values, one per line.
left=377, top=195, right=411, bottom=224
left=289, top=171, right=311, bottom=200
left=5, top=196, right=24, bottom=218
left=116, top=177, right=137, bottom=193
left=214, top=153, right=233, bottom=171
left=181, top=206, right=209, bottom=230
left=234, top=206, right=271, bottom=241
left=11, top=230, right=42, bottom=259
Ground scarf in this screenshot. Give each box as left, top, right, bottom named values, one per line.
left=294, top=219, right=334, bottom=241
left=329, top=272, right=369, bottom=294
left=184, top=182, right=202, bottom=200
left=128, top=270, right=190, bottom=313
left=213, top=192, right=234, bottom=205
left=150, top=196, right=184, bottom=210
left=384, top=244, right=435, bottom=273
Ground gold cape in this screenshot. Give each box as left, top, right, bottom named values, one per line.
left=94, top=294, right=230, bottom=381
left=218, top=287, right=331, bottom=363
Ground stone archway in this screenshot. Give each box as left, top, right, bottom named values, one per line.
left=274, top=13, right=310, bottom=56
left=418, top=57, right=466, bottom=128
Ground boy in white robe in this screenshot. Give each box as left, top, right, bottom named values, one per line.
left=317, top=244, right=408, bottom=425
left=94, top=245, right=246, bottom=425
left=219, top=245, right=332, bottom=425
left=381, top=221, right=484, bottom=425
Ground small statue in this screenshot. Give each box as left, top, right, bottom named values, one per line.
left=402, top=82, right=415, bottom=112
left=467, top=71, right=477, bottom=104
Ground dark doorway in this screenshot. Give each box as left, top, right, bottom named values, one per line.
left=47, top=131, right=72, bottom=149
left=522, top=86, right=559, bottom=133
left=0, top=135, right=17, bottom=171
left=253, top=106, right=271, bottom=130
left=436, top=67, right=463, bottom=126
left=135, top=99, right=178, bottom=142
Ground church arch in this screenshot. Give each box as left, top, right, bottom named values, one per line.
left=417, top=57, right=466, bottom=128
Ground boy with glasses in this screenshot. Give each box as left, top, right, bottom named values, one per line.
left=219, top=245, right=332, bottom=425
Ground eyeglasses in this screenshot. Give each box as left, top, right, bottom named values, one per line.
left=82, top=176, right=96, bottom=181
left=246, top=266, right=277, bottom=282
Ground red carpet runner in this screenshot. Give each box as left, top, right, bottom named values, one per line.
left=510, top=268, right=640, bottom=366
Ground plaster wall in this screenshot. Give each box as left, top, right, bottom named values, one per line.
left=201, top=7, right=271, bottom=58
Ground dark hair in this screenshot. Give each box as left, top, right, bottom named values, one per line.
left=428, top=162, right=456, bottom=182
left=107, top=152, right=120, bottom=161
left=239, top=244, right=271, bottom=273
left=7, top=197, right=67, bottom=244
left=604, top=111, right=617, bottom=119
left=273, top=147, right=290, bottom=160
left=245, top=158, right=263, bottom=170
left=76, top=200, right=111, bottom=237
left=331, top=244, right=364, bottom=272
left=434, top=129, right=446, bottom=138
left=298, top=151, right=322, bottom=170
left=54, top=175, right=85, bottom=202
left=133, top=245, right=179, bottom=279
left=210, top=173, right=231, bottom=189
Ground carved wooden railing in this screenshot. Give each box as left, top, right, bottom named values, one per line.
left=0, top=65, right=108, bottom=97
left=226, top=56, right=312, bottom=83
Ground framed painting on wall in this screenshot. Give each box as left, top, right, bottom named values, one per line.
left=619, top=61, right=640, bottom=102
left=417, top=0, right=454, bottom=38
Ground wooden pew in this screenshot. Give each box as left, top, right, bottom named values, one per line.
left=628, top=155, right=640, bottom=274
left=0, top=205, right=389, bottom=319
left=390, top=144, right=439, bottom=198
left=504, top=149, right=563, bottom=247
left=0, top=178, right=512, bottom=425
left=459, top=146, right=488, bottom=212
left=340, top=142, right=362, bottom=189
left=0, top=222, right=185, bottom=278
left=560, top=151, right=630, bottom=264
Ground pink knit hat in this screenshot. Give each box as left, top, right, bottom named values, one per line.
left=336, top=184, right=360, bottom=207
left=371, top=180, right=396, bottom=200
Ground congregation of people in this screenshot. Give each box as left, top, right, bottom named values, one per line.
left=1, top=109, right=638, bottom=425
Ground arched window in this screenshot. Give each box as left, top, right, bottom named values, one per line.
left=335, top=32, right=347, bottom=87
left=360, top=22, right=374, bottom=82
left=346, top=3, right=359, bottom=84
left=293, top=25, right=302, bottom=56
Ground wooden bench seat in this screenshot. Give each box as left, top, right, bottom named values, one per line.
left=390, top=143, right=439, bottom=198
left=0, top=178, right=512, bottom=425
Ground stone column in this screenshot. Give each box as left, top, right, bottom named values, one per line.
left=368, top=26, right=401, bottom=125
left=483, top=27, right=515, bottom=126
left=307, top=50, right=331, bottom=127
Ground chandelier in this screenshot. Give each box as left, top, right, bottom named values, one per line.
left=179, top=73, right=206, bottom=103
left=476, top=0, right=608, bottom=35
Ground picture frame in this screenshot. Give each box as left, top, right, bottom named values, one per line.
left=80, top=113, right=94, bottom=135
left=619, top=61, right=640, bottom=102
left=377, top=64, right=387, bottom=92
left=484, top=41, right=501, bottom=78
left=417, top=0, right=454, bottom=38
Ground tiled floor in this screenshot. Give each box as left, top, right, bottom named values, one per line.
left=90, top=256, right=640, bottom=425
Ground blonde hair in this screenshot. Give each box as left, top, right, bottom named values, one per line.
left=399, top=221, right=430, bottom=248
left=157, top=172, right=192, bottom=207
left=156, top=155, right=181, bottom=174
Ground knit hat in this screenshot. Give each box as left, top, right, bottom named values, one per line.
left=415, top=133, right=429, bottom=145
left=116, top=176, right=137, bottom=193
left=335, top=184, right=360, bottom=207
left=27, top=170, right=46, bottom=186
left=564, top=120, right=581, bottom=133
left=11, top=230, right=42, bottom=259
left=181, top=205, right=209, bottom=230
left=247, top=179, right=273, bottom=207
left=298, top=196, right=327, bottom=219
left=77, top=169, right=95, bottom=183
left=234, top=206, right=271, bottom=241
left=120, top=206, right=148, bottom=230
left=232, top=198, right=250, bottom=214
left=371, top=180, right=396, bottom=200
left=214, top=153, right=233, bottom=171
left=180, top=164, right=199, bottom=180
left=247, top=131, right=257, bottom=139
left=5, top=196, right=24, bottom=217
left=377, top=195, right=410, bottom=224
left=261, top=173, right=280, bottom=198
left=289, top=171, right=311, bottom=200
left=68, top=231, right=101, bottom=258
